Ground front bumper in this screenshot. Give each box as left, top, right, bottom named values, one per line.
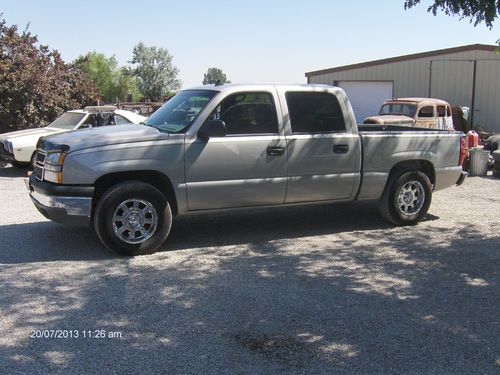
left=27, top=174, right=94, bottom=226
left=456, top=171, right=467, bottom=186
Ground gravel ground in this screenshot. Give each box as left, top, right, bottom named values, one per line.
left=0, top=166, right=498, bottom=374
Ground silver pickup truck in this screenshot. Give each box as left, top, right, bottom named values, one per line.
left=27, top=84, right=467, bottom=255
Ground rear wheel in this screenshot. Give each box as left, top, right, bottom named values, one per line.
left=94, top=181, right=172, bottom=256
left=379, top=171, right=432, bottom=225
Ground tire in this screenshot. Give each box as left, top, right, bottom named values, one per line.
left=378, top=171, right=432, bottom=226
left=493, top=169, right=500, bottom=178
left=94, top=181, right=172, bottom=256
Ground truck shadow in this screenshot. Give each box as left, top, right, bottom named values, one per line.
left=0, top=165, right=28, bottom=178
left=0, top=222, right=114, bottom=264
left=164, top=201, right=439, bottom=252
left=0, top=202, right=440, bottom=264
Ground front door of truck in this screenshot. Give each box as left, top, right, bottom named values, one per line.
left=281, top=90, right=360, bottom=203
left=185, top=91, right=287, bottom=210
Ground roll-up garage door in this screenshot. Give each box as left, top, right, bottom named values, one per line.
left=336, top=81, right=393, bottom=123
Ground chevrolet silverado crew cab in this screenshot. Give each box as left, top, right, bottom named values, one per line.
left=27, top=84, right=466, bottom=256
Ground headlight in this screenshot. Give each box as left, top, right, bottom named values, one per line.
left=44, top=151, right=66, bottom=183
left=45, top=152, right=66, bottom=166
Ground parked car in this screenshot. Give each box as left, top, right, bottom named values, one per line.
left=363, top=98, right=454, bottom=130
left=0, top=106, right=147, bottom=167
left=27, top=84, right=466, bottom=255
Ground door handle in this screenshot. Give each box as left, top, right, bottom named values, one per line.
left=333, top=144, right=349, bottom=154
left=267, top=146, right=285, bottom=156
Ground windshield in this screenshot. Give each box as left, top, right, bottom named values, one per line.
left=379, top=103, right=417, bottom=117
left=144, top=90, right=217, bottom=133
left=47, top=112, right=86, bottom=130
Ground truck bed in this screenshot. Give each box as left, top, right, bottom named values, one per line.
left=357, top=124, right=458, bottom=133
left=355, top=124, right=463, bottom=200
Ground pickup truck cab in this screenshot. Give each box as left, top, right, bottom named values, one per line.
left=363, top=98, right=454, bottom=130
left=0, top=106, right=146, bottom=167
left=28, top=84, right=466, bottom=255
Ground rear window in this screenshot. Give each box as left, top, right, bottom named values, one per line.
left=285, top=92, right=346, bottom=133
left=418, top=106, right=434, bottom=118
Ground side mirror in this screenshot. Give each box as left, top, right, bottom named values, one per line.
left=80, top=123, right=92, bottom=129
left=198, top=119, right=227, bottom=138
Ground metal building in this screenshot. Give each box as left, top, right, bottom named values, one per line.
left=305, top=44, right=500, bottom=132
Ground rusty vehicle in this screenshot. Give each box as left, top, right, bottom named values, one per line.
left=363, top=98, right=454, bottom=130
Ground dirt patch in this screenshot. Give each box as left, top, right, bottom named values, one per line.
left=234, top=332, right=318, bottom=368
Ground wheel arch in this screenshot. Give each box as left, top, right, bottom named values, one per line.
left=385, top=160, right=435, bottom=192
left=92, top=170, right=178, bottom=216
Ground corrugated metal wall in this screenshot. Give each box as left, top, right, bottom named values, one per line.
left=307, top=50, right=500, bottom=132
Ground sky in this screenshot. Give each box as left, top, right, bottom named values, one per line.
left=1, top=0, right=498, bottom=88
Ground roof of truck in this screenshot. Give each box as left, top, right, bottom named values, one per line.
left=384, top=98, right=450, bottom=106
left=183, top=83, right=336, bottom=92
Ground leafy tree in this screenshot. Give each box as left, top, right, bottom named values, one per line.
left=75, top=52, right=141, bottom=103
left=130, top=42, right=181, bottom=101
left=202, top=67, right=231, bottom=85
left=0, top=16, right=98, bottom=133
left=404, top=0, right=500, bottom=28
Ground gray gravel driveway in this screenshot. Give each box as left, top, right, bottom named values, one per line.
left=0, top=166, right=498, bottom=374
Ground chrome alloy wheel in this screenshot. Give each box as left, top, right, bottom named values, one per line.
left=397, top=181, right=425, bottom=216
left=112, top=199, right=158, bottom=244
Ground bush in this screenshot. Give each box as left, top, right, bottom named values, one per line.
left=0, top=16, right=98, bottom=133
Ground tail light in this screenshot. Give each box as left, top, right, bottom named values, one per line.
left=459, top=136, right=467, bottom=166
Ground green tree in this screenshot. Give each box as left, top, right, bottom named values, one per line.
left=404, top=0, right=499, bottom=28
left=75, top=52, right=141, bottom=103
left=130, top=42, right=181, bottom=101
left=202, top=67, right=231, bottom=85
left=0, top=16, right=98, bottom=133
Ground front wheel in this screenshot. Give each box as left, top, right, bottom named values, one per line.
left=94, top=181, right=172, bottom=256
left=378, top=171, right=432, bottom=225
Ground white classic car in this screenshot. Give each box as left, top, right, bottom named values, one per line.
left=0, top=106, right=147, bottom=167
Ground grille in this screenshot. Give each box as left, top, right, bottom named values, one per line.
left=35, top=151, right=46, bottom=164
left=34, top=165, right=44, bottom=180
left=33, top=151, right=46, bottom=181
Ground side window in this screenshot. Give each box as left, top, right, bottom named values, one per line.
left=285, top=92, right=346, bottom=133
left=94, top=113, right=115, bottom=127
left=115, top=115, right=133, bottom=125
left=209, top=92, right=278, bottom=135
left=437, top=105, right=446, bottom=117
left=418, top=106, right=434, bottom=118
left=446, top=106, right=452, bottom=117
left=79, top=114, right=95, bottom=128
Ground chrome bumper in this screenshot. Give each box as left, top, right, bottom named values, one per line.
left=26, top=177, right=93, bottom=226
left=29, top=190, right=92, bottom=217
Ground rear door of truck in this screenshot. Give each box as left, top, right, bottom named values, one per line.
left=278, top=88, right=361, bottom=203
